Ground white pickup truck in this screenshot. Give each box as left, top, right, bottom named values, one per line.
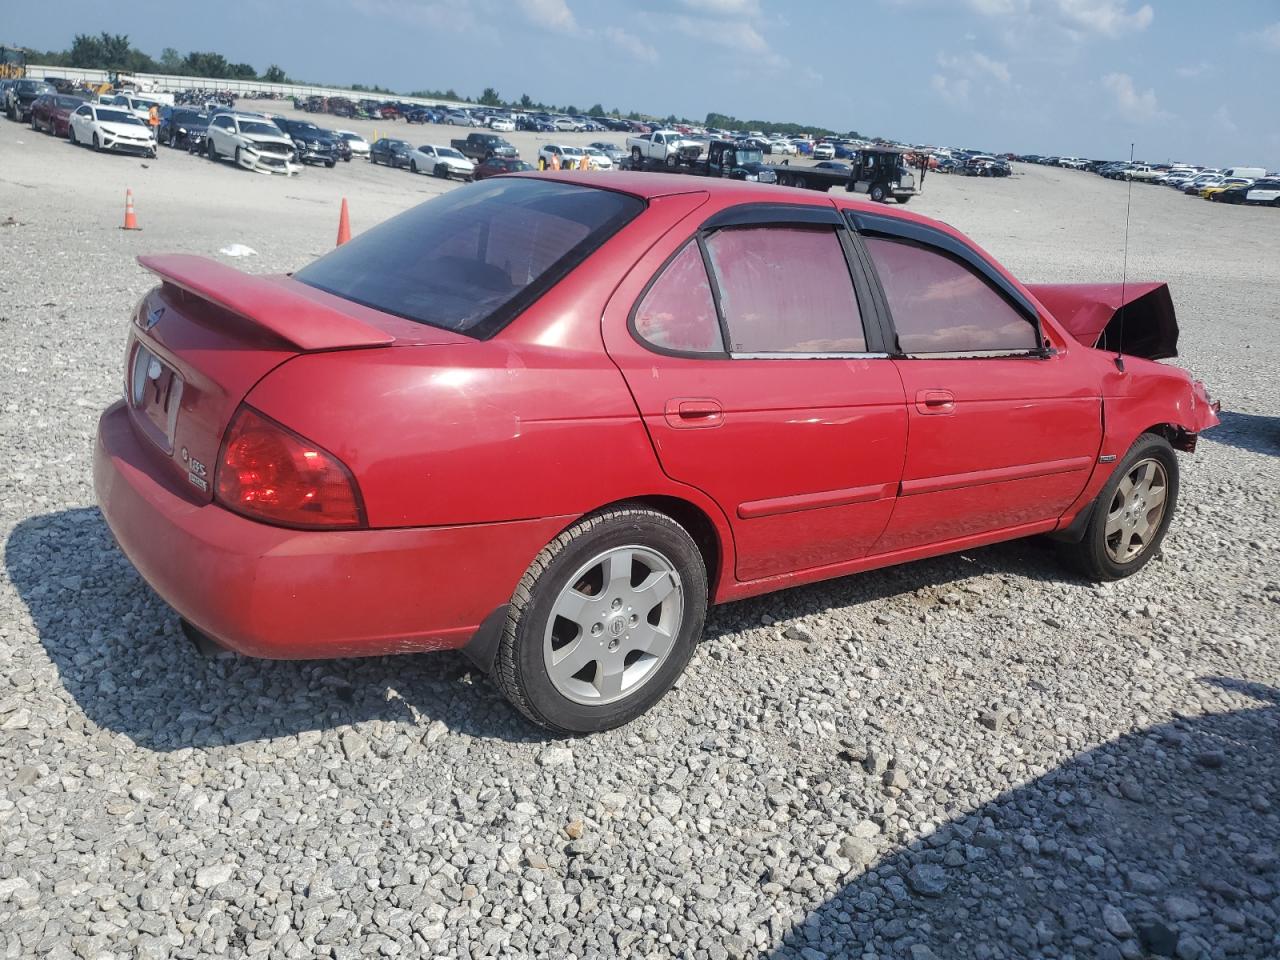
left=626, top=129, right=703, bottom=167
left=1123, top=164, right=1162, bottom=182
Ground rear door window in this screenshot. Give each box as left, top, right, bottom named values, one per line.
left=704, top=226, right=867, bottom=354
left=863, top=236, right=1038, bottom=355
left=296, top=179, right=643, bottom=338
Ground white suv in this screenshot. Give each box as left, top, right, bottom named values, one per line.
left=206, top=113, right=299, bottom=175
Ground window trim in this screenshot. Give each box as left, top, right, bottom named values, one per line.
left=846, top=210, right=1051, bottom=358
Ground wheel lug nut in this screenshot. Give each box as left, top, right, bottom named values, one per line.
left=611, top=598, right=622, bottom=611
left=590, top=623, right=603, bottom=636
left=607, top=639, right=619, bottom=652
left=629, top=614, right=638, bottom=626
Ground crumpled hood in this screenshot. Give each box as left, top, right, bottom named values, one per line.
left=1027, top=281, right=1179, bottom=361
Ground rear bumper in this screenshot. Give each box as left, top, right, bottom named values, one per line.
left=94, top=401, right=567, bottom=659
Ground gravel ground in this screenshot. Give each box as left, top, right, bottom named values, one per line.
left=1, top=102, right=1278, bottom=960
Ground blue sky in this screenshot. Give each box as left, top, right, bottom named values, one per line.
left=12, top=0, right=1280, bottom=166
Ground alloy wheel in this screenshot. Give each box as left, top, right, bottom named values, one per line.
left=543, top=545, right=684, bottom=706
left=1104, top=458, right=1169, bottom=563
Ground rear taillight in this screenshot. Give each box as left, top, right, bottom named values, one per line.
left=215, top=406, right=365, bottom=529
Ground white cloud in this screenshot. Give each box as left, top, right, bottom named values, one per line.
left=1052, top=0, right=1153, bottom=36
left=931, top=73, right=971, bottom=106
left=934, top=49, right=1012, bottom=95
left=958, top=0, right=1152, bottom=37
left=1101, top=72, right=1170, bottom=124
left=517, top=0, right=579, bottom=34
left=1258, top=22, right=1280, bottom=51
left=1175, top=61, right=1212, bottom=78
left=676, top=0, right=762, bottom=15
left=604, top=26, right=659, bottom=62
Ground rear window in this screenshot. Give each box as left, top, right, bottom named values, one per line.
left=295, top=178, right=644, bottom=338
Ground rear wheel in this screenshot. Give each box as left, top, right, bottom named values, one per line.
left=1061, top=434, right=1179, bottom=582
left=494, top=505, right=708, bottom=734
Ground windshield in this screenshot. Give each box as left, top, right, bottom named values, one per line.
left=238, top=120, right=282, bottom=136
left=439, top=148, right=465, bottom=159
left=562, top=147, right=583, bottom=156
left=19, top=81, right=53, bottom=94
left=96, top=109, right=143, bottom=125
left=291, top=123, right=322, bottom=135
left=735, top=149, right=763, bottom=164
left=295, top=179, right=643, bottom=337
left=339, top=132, right=364, bottom=141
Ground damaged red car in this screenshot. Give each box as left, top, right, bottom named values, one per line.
left=94, top=174, right=1219, bottom=733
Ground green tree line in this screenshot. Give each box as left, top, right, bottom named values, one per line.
left=29, top=33, right=289, bottom=84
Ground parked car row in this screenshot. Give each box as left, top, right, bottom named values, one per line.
left=1014, top=154, right=1278, bottom=208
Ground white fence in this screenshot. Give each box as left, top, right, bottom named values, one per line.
left=25, top=64, right=472, bottom=111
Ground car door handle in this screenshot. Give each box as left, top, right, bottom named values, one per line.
left=915, top=389, right=956, bottom=415
left=664, top=398, right=723, bottom=428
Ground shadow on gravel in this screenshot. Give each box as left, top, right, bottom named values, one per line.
left=768, top=678, right=1280, bottom=960
left=1208, top=411, right=1280, bottom=457
left=5, top=507, right=548, bottom=750
left=9, top=503, right=1095, bottom=750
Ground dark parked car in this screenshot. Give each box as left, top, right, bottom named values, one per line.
left=472, top=156, right=534, bottom=180
left=450, top=132, right=518, bottom=161
left=29, top=93, right=84, bottom=137
left=6, top=78, right=55, bottom=122
left=274, top=118, right=340, bottom=167
left=158, top=107, right=211, bottom=151
left=369, top=137, right=414, bottom=168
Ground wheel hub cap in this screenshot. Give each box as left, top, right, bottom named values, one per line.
left=1104, top=458, right=1169, bottom=564
left=543, top=546, right=684, bottom=706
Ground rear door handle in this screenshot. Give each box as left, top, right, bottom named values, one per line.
left=915, top=389, right=956, bottom=415
left=664, top=398, right=723, bottom=428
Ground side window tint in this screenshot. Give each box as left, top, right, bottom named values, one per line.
left=704, top=226, right=866, bottom=353
left=864, top=236, right=1038, bottom=354
left=634, top=242, right=724, bottom=354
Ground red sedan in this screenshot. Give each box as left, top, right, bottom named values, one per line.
left=94, top=174, right=1219, bottom=732
left=29, top=93, right=85, bottom=138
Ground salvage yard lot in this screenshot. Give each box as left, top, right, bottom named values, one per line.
left=1, top=101, right=1279, bottom=958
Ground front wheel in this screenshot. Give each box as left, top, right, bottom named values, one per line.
left=869, top=184, right=886, bottom=202
left=494, top=505, right=708, bottom=734
left=92, top=133, right=102, bottom=152
left=410, top=160, right=418, bottom=174
left=897, top=195, right=911, bottom=204
left=434, top=163, right=447, bottom=178
left=1061, top=434, right=1179, bottom=582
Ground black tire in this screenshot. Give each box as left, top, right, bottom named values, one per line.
left=207, top=138, right=217, bottom=161
left=665, top=152, right=678, bottom=168
left=869, top=184, right=886, bottom=202
left=410, top=160, right=418, bottom=174
left=631, top=147, right=643, bottom=166
left=434, top=163, right=447, bottom=178
left=494, top=505, right=708, bottom=734
left=897, top=196, right=911, bottom=204
left=235, top=147, right=242, bottom=167
left=325, top=160, right=335, bottom=168
left=92, top=133, right=101, bottom=152
left=1061, top=434, right=1179, bottom=582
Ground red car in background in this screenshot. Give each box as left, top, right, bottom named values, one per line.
left=473, top=156, right=535, bottom=180
left=94, top=174, right=1219, bottom=733
left=30, top=93, right=85, bottom=138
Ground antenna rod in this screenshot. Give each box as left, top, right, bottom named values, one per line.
left=1116, top=142, right=1134, bottom=371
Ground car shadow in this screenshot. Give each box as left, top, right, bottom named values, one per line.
left=3, top=507, right=547, bottom=750
left=767, top=678, right=1280, bottom=959
left=1206, top=411, right=1280, bottom=457
left=9, top=506, right=1102, bottom=751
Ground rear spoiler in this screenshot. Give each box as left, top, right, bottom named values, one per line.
left=137, top=254, right=394, bottom=351
left=1027, top=281, right=1178, bottom=361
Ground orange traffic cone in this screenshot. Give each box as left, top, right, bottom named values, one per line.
left=336, top=198, right=351, bottom=246
left=121, top=188, right=140, bottom=231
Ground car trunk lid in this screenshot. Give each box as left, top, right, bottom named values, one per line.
left=126, top=254, right=465, bottom=501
